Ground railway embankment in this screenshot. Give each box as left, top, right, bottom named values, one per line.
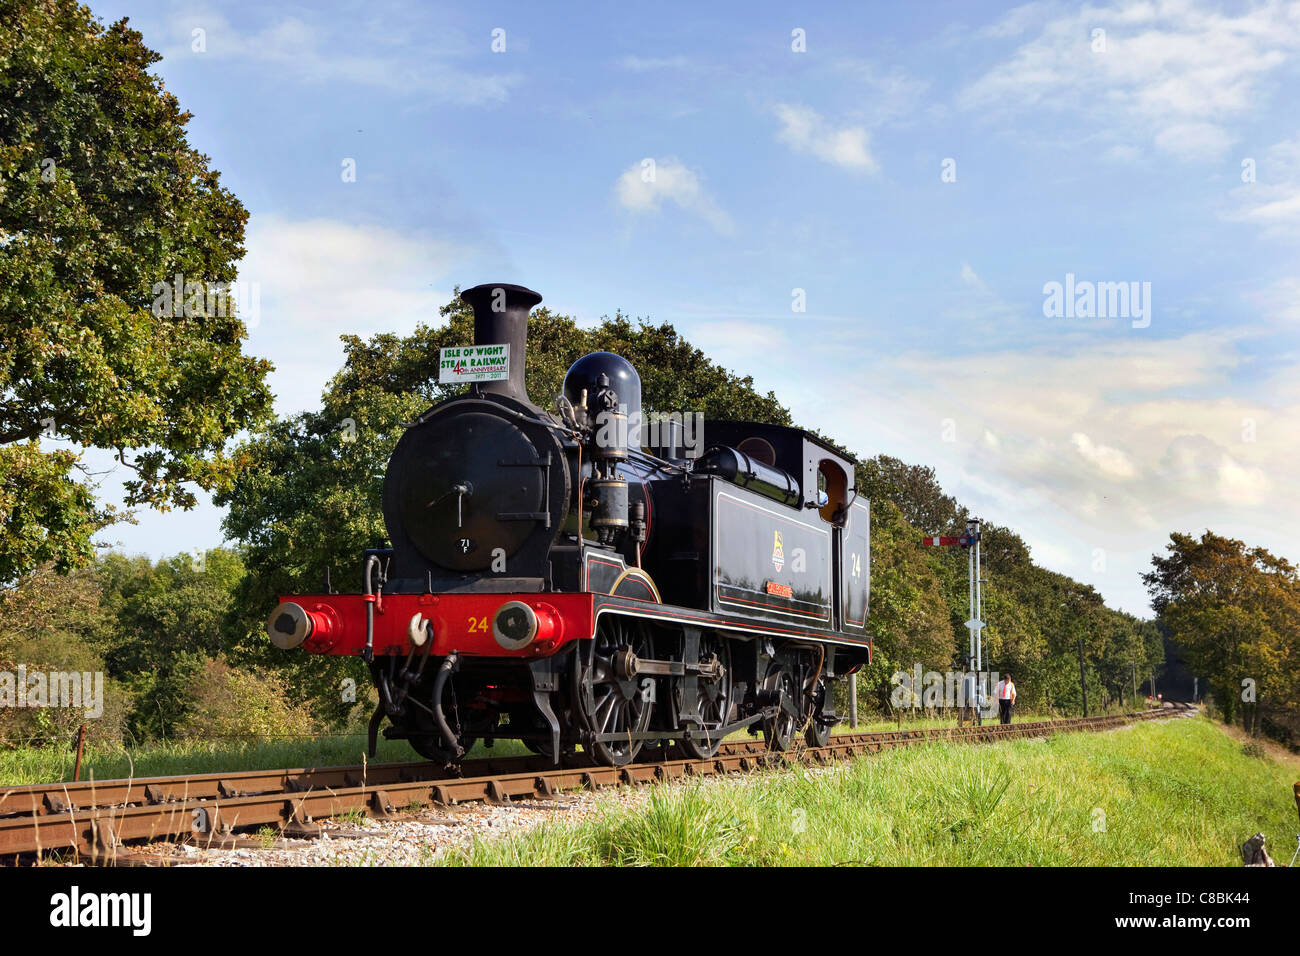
left=446, top=712, right=1296, bottom=867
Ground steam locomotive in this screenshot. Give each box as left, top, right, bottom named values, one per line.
left=266, top=284, right=871, bottom=766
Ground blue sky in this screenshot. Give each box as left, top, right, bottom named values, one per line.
left=78, top=0, right=1300, bottom=615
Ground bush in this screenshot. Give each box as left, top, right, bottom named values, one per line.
left=0, top=565, right=130, bottom=747
left=178, top=657, right=315, bottom=741
left=0, top=634, right=132, bottom=747
left=1240, top=741, right=1269, bottom=761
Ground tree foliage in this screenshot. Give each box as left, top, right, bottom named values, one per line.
left=858, top=455, right=965, bottom=534
left=0, top=548, right=319, bottom=747
left=178, top=657, right=314, bottom=740
left=0, top=1, right=273, bottom=581
left=0, top=562, right=129, bottom=744
left=1144, top=531, right=1299, bottom=738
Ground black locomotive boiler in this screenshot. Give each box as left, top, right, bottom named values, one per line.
left=267, top=283, right=871, bottom=766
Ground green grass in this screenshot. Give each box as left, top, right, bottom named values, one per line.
left=0, top=734, right=531, bottom=787
left=728, top=704, right=1142, bottom=740
left=444, top=716, right=1300, bottom=867
left=257, top=825, right=279, bottom=850
left=336, top=807, right=370, bottom=827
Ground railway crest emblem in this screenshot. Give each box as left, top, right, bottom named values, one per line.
left=772, top=530, right=785, bottom=572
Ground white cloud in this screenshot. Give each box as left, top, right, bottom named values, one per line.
left=1248, top=276, right=1300, bottom=326
left=240, top=216, right=455, bottom=327
left=1105, top=143, right=1144, bottom=162
left=1162, top=435, right=1271, bottom=506
left=960, top=262, right=988, bottom=292
left=774, top=323, right=1300, bottom=613
left=614, top=157, right=735, bottom=235
left=876, top=331, right=1291, bottom=526
left=238, top=215, right=461, bottom=413
left=772, top=104, right=879, bottom=173
left=1070, top=432, right=1137, bottom=478
left=1216, top=454, right=1273, bottom=505
left=1239, top=190, right=1300, bottom=227
left=1227, top=133, right=1300, bottom=237
left=1152, top=121, right=1235, bottom=157
left=828, top=62, right=930, bottom=128
left=688, top=319, right=788, bottom=363
left=960, top=0, right=1300, bottom=160
left=161, top=9, right=521, bottom=104
left=976, top=2, right=1051, bottom=39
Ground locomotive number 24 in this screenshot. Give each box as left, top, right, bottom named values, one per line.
left=850, top=553, right=862, bottom=578
left=467, top=616, right=488, bottom=633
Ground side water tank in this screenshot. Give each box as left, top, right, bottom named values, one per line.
left=694, top=445, right=801, bottom=507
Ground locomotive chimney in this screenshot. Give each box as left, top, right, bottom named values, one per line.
left=460, top=283, right=543, bottom=406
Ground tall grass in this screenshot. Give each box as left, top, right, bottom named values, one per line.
left=445, top=717, right=1300, bottom=867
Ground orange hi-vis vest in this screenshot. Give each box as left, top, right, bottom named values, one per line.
left=998, top=680, right=1015, bottom=700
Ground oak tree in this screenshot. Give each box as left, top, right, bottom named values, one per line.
left=0, top=1, right=272, bottom=581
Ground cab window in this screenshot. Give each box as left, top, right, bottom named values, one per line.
left=817, top=459, right=848, bottom=525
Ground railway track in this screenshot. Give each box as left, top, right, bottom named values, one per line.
left=0, top=707, right=1189, bottom=861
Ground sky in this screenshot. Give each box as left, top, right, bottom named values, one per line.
left=72, top=0, right=1300, bottom=617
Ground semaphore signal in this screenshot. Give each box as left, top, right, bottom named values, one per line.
left=922, top=519, right=987, bottom=723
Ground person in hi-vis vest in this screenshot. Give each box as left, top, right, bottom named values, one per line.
left=995, top=674, right=1016, bottom=724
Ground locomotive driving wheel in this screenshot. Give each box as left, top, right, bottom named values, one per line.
left=674, top=632, right=733, bottom=759
left=572, top=617, right=655, bottom=766
left=762, top=667, right=799, bottom=752
left=804, top=676, right=832, bottom=748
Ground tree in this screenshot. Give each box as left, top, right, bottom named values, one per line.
left=590, top=313, right=791, bottom=425
left=1144, top=531, right=1299, bottom=736
left=0, top=562, right=131, bottom=744
left=847, top=498, right=954, bottom=714
left=858, top=455, right=966, bottom=534
left=177, top=657, right=314, bottom=741
left=0, top=1, right=273, bottom=581
left=93, top=549, right=247, bottom=739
